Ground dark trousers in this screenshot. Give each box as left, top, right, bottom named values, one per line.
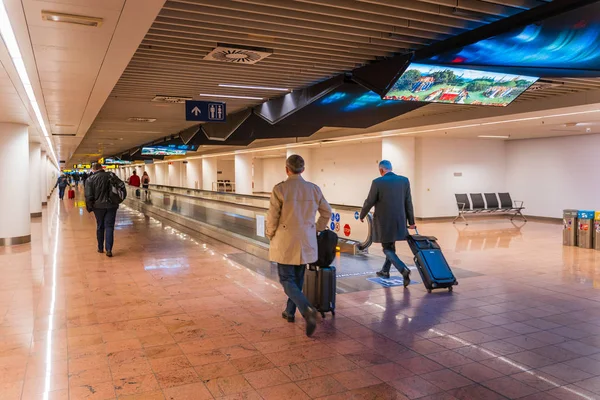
left=58, top=187, right=66, bottom=199
left=381, top=242, right=409, bottom=274
left=93, top=208, right=117, bottom=252
left=278, top=264, right=311, bottom=317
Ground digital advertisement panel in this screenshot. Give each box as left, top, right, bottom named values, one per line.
left=424, top=2, right=600, bottom=75
left=141, top=147, right=187, bottom=156
left=383, top=63, right=538, bottom=106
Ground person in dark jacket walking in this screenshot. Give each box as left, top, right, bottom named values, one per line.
left=54, top=175, right=71, bottom=200
left=359, top=160, right=416, bottom=287
left=85, top=163, right=121, bottom=257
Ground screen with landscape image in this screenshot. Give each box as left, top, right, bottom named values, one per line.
left=383, top=63, right=538, bottom=106
left=141, top=147, right=187, bottom=156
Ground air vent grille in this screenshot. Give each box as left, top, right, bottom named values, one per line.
left=152, top=95, right=192, bottom=104
left=204, top=46, right=272, bottom=64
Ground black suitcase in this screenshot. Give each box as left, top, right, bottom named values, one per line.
left=303, top=265, right=336, bottom=318
left=407, top=231, right=458, bottom=293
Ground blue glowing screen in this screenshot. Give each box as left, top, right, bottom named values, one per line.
left=425, top=3, right=600, bottom=74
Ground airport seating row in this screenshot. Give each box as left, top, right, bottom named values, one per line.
left=454, top=192, right=526, bottom=225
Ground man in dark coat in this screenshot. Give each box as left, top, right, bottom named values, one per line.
left=85, top=163, right=121, bottom=257
left=359, top=160, right=416, bottom=287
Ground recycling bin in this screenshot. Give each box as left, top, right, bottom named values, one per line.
left=595, top=212, right=600, bottom=251
left=577, top=210, right=595, bottom=249
left=563, top=209, right=578, bottom=246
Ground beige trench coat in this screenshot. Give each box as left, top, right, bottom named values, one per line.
left=266, top=174, right=332, bottom=265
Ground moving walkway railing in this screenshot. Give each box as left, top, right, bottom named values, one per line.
left=128, top=184, right=373, bottom=251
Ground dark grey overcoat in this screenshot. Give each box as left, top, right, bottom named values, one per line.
left=359, top=172, right=415, bottom=243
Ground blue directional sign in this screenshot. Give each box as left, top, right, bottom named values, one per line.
left=330, top=222, right=335, bottom=231
left=335, top=213, right=341, bottom=222
left=354, top=211, right=360, bottom=220
left=185, top=100, right=226, bottom=122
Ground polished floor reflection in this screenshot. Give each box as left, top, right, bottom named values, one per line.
left=1, top=190, right=600, bottom=399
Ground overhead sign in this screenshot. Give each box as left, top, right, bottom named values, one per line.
left=185, top=100, right=226, bottom=122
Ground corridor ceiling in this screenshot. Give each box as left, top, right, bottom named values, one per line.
left=68, top=0, right=600, bottom=163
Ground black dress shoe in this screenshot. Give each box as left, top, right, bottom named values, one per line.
left=97, top=249, right=104, bottom=254
left=402, top=270, right=411, bottom=287
left=282, top=311, right=295, bottom=323
left=305, top=308, right=317, bottom=337
left=106, top=251, right=113, bottom=258
left=376, top=271, right=390, bottom=279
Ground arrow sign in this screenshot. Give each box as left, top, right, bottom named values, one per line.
left=185, top=100, right=226, bottom=122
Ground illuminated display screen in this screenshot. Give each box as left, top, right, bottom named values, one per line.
left=425, top=3, right=600, bottom=75
left=104, top=158, right=132, bottom=165
left=160, top=144, right=198, bottom=151
left=141, top=147, right=187, bottom=156
left=384, top=63, right=538, bottom=107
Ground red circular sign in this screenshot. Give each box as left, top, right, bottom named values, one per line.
left=344, top=224, right=351, bottom=237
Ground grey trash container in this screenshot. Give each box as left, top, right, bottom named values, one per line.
left=563, top=209, right=578, bottom=246
left=577, top=210, right=595, bottom=249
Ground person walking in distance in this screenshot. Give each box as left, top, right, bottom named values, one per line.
left=85, top=163, right=122, bottom=257
left=54, top=174, right=71, bottom=200
left=128, top=170, right=141, bottom=198
left=142, top=171, right=150, bottom=201
left=360, top=160, right=416, bottom=287
left=266, top=155, right=332, bottom=337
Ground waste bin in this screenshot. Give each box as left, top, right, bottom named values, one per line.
left=595, top=212, right=600, bottom=251
left=577, top=210, right=595, bottom=249
left=563, top=209, right=578, bottom=246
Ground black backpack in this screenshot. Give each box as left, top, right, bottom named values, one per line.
left=108, top=173, right=127, bottom=205
left=313, top=229, right=338, bottom=267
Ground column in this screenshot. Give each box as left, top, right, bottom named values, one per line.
left=40, top=151, right=48, bottom=206
left=0, top=123, right=30, bottom=245
left=168, top=161, right=182, bottom=187
left=202, top=158, right=217, bottom=191
left=234, top=153, right=253, bottom=195
left=253, top=158, right=264, bottom=193
left=29, top=142, right=42, bottom=217
left=155, top=163, right=167, bottom=185
left=382, top=137, right=415, bottom=183
left=185, top=159, right=202, bottom=189
left=286, top=148, right=312, bottom=182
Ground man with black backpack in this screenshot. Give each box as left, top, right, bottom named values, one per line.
left=85, top=163, right=127, bottom=257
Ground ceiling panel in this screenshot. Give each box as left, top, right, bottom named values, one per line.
left=71, top=0, right=600, bottom=164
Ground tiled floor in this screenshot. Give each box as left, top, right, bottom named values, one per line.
left=1, top=189, right=600, bottom=400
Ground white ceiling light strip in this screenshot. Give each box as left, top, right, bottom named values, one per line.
left=199, top=93, right=264, bottom=100
left=0, top=1, right=56, bottom=162
left=218, top=84, right=289, bottom=92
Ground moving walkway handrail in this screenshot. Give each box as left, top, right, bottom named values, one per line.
left=139, top=184, right=374, bottom=250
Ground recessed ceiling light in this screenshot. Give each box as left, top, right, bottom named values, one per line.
left=199, top=94, right=263, bottom=100
left=218, top=84, right=289, bottom=92
left=41, top=10, right=103, bottom=27
left=126, top=117, right=157, bottom=123
left=478, top=135, right=510, bottom=139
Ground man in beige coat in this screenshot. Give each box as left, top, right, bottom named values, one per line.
left=266, top=155, right=332, bottom=337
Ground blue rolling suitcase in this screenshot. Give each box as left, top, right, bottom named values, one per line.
left=407, top=230, right=458, bottom=293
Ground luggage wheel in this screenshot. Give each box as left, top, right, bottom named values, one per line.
left=448, top=286, right=453, bottom=292
left=321, top=312, right=326, bottom=319
left=427, top=288, right=432, bottom=294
